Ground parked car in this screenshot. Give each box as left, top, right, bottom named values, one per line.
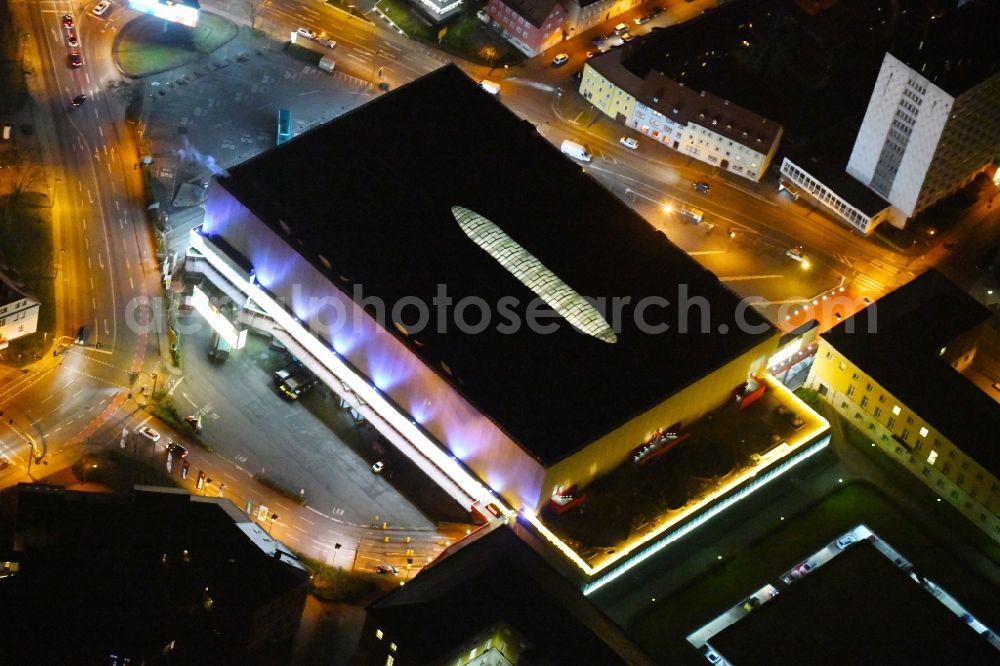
left=743, top=596, right=761, bottom=611
left=704, top=647, right=722, bottom=664
left=551, top=53, right=569, bottom=67
left=613, top=22, right=629, bottom=34
left=166, top=442, right=188, bottom=458
left=62, top=13, right=75, bottom=26
left=377, top=563, right=398, bottom=575
left=619, top=137, right=639, bottom=150
left=319, top=37, right=337, bottom=48
left=620, top=31, right=635, bottom=41
left=786, top=246, right=806, bottom=262
left=693, top=181, right=710, bottom=194
left=71, top=94, right=86, bottom=107
left=372, top=461, right=384, bottom=473
left=92, top=0, right=111, bottom=16
left=835, top=535, right=856, bottom=549
left=634, top=14, right=651, bottom=24
left=138, top=426, right=161, bottom=443
left=67, top=52, right=83, bottom=68
left=296, top=27, right=317, bottom=39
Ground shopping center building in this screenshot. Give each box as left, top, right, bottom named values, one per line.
left=185, top=65, right=787, bottom=516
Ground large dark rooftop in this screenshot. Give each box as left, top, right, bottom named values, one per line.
left=823, top=270, right=1000, bottom=477
left=711, top=541, right=997, bottom=664
left=217, top=65, right=774, bottom=465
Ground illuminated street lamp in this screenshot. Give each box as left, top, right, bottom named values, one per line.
left=800, top=258, right=812, bottom=270
left=662, top=202, right=674, bottom=214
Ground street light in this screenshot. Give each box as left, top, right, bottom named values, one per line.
left=151, top=372, right=159, bottom=399
left=268, top=513, right=279, bottom=535
left=662, top=202, right=674, bottom=214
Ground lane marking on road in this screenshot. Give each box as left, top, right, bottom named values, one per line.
left=299, top=516, right=315, bottom=525
left=718, top=274, right=784, bottom=281
left=346, top=52, right=368, bottom=64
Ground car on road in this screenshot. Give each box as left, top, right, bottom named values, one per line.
left=296, top=27, right=317, bottom=39
left=833, top=312, right=843, bottom=321
left=742, top=596, right=761, bottom=612
left=377, top=563, right=398, bottom=575
left=62, top=13, right=75, bottom=26
left=551, top=53, right=569, bottom=67
left=693, top=181, right=710, bottom=194
left=92, top=0, right=111, bottom=16
left=138, top=426, right=161, bottom=443
left=835, top=535, right=856, bottom=549
left=66, top=30, right=79, bottom=47
left=703, top=647, right=722, bottom=664
left=166, top=442, right=188, bottom=458
left=71, top=94, right=86, bottom=107
left=67, top=52, right=83, bottom=68
left=613, top=22, right=629, bottom=34
left=620, top=31, right=635, bottom=42
left=319, top=37, right=337, bottom=48
left=75, top=325, right=90, bottom=344
left=634, top=14, right=651, bottom=24
left=619, top=137, right=638, bottom=150
left=372, top=461, right=384, bottom=473
left=786, top=246, right=806, bottom=262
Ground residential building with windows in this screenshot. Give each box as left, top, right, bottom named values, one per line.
left=2, top=484, right=310, bottom=664
left=806, top=270, right=1000, bottom=542
left=0, top=270, right=40, bottom=350
left=407, top=0, right=462, bottom=24
left=358, top=525, right=655, bottom=665
left=581, top=50, right=782, bottom=182
left=483, top=0, right=566, bottom=57
left=846, top=1, right=1000, bottom=224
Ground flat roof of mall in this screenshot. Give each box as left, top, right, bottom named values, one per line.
left=711, top=542, right=997, bottom=663
left=823, top=270, right=1000, bottom=477
left=217, top=64, right=774, bottom=466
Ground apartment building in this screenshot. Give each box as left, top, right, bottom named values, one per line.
left=0, top=271, right=40, bottom=350
left=807, top=270, right=1000, bottom=542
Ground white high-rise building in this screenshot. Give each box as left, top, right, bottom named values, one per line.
left=847, top=4, right=1000, bottom=226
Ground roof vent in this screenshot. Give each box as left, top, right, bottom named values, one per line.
left=318, top=255, right=331, bottom=270
left=699, top=112, right=705, bottom=119
left=653, top=97, right=659, bottom=103
left=726, top=123, right=732, bottom=130
left=742, top=130, right=748, bottom=137
left=672, top=107, right=679, bottom=114
left=712, top=118, right=718, bottom=125
left=279, top=220, right=291, bottom=235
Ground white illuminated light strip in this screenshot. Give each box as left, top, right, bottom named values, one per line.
left=581, top=435, right=831, bottom=595
left=190, top=229, right=510, bottom=518
left=526, top=373, right=831, bottom=586
left=191, top=284, right=248, bottom=349
left=416, top=0, right=461, bottom=15
left=452, top=206, right=617, bottom=344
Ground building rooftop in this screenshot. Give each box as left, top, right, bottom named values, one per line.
left=890, top=0, right=1000, bottom=98
left=1, top=484, right=308, bottom=663
left=602, top=0, right=977, bottom=215
left=499, top=0, right=560, bottom=28
left=710, top=542, right=997, bottom=663
left=822, top=270, right=1000, bottom=476
left=216, top=64, right=774, bottom=466
left=0, top=270, right=34, bottom=307
left=363, top=525, right=654, bottom=664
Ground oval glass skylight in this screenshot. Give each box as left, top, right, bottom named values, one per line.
left=452, top=206, right=617, bottom=344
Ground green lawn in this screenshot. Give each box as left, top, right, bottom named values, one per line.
left=0, top=195, right=55, bottom=365
left=0, top=0, right=28, bottom=113
left=114, top=12, right=238, bottom=77
left=628, top=482, right=1000, bottom=657
left=375, top=0, right=523, bottom=66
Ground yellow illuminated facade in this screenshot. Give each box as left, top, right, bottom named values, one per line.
left=579, top=64, right=637, bottom=121
left=542, top=332, right=779, bottom=498
left=807, top=337, right=1000, bottom=541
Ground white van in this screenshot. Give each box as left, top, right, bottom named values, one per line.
left=479, top=80, right=500, bottom=96
left=560, top=139, right=592, bottom=162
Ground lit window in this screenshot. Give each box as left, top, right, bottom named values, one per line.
left=390, top=643, right=397, bottom=652
left=376, top=629, right=383, bottom=640
left=927, top=450, right=938, bottom=465
left=892, top=405, right=901, bottom=416
left=939, top=347, right=946, bottom=356
left=385, top=657, right=394, bottom=666
left=919, top=427, right=929, bottom=438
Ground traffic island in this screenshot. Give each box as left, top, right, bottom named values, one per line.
left=113, top=12, right=239, bottom=78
